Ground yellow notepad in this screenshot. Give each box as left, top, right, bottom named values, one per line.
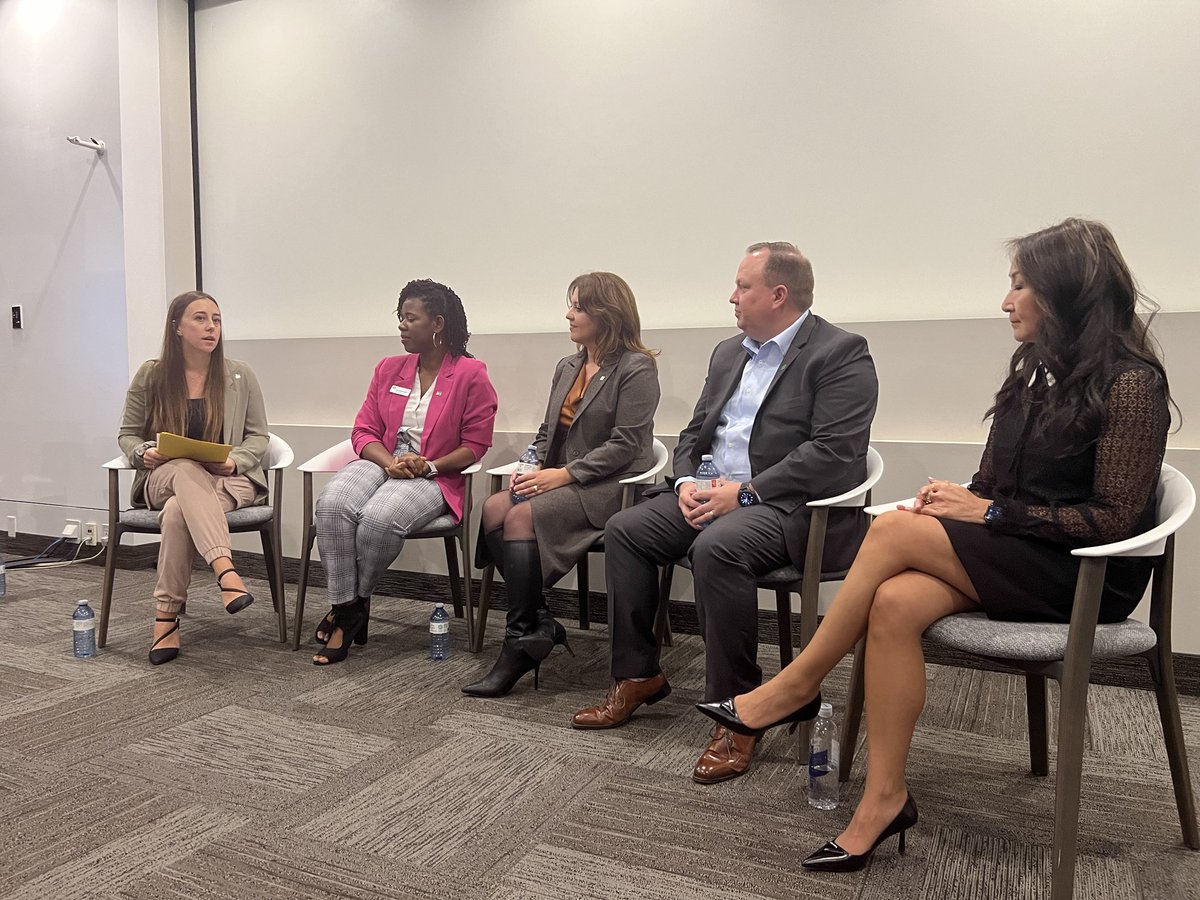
left=157, top=432, right=233, bottom=463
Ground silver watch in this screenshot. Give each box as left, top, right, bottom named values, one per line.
left=425, top=461, right=439, bottom=479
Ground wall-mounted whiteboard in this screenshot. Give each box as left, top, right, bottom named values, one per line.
left=195, top=0, right=1200, bottom=339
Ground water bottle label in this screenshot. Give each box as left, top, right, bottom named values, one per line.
left=73, top=620, right=95, bottom=632
left=429, top=621, right=449, bottom=634
left=808, top=749, right=829, bottom=775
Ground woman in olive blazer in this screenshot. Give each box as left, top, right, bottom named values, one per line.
left=463, top=272, right=660, bottom=698
left=117, top=291, right=269, bottom=665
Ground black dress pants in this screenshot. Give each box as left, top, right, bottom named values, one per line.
left=604, top=491, right=792, bottom=701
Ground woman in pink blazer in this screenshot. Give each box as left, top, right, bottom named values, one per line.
left=312, top=280, right=498, bottom=665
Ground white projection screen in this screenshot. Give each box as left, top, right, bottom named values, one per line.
left=194, top=0, right=1200, bottom=339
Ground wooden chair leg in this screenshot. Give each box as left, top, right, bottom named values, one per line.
left=775, top=589, right=794, bottom=668
left=260, top=530, right=281, bottom=614
left=1025, top=673, right=1049, bottom=777
left=98, top=526, right=123, bottom=649
left=839, top=637, right=866, bottom=783
left=1146, top=648, right=1200, bottom=848
left=475, top=563, right=495, bottom=653
left=577, top=553, right=590, bottom=630
left=654, top=563, right=675, bottom=647
left=444, top=537, right=464, bottom=619
left=291, top=519, right=316, bottom=650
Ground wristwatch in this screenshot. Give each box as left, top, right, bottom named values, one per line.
left=737, top=482, right=760, bottom=507
left=983, top=502, right=1003, bottom=528
left=425, top=460, right=439, bottom=479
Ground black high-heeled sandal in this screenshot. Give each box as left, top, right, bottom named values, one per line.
left=802, top=793, right=919, bottom=872
left=695, top=691, right=822, bottom=737
left=513, top=615, right=575, bottom=662
left=149, top=616, right=180, bottom=666
left=461, top=640, right=541, bottom=697
left=216, top=566, right=255, bottom=614
left=313, top=599, right=367, bottom=666
left=314, top=597, right=370, bottom=646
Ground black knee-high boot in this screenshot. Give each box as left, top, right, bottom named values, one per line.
left=476, top=526, right=506, bottom=577
left=500, top=539, right=543, bottom=638
left=461, top=540, right=556, bottom=699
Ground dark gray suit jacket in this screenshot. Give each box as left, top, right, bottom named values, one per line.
left=534, top=348, right=659, bottom=528
left=655, top=313, right=878, bottom=568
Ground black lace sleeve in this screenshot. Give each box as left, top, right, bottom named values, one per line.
left=988, top=368, right=1168, bottom=545
left=968, top=419, right=998, bottom=499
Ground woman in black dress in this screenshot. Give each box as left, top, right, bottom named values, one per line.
left=696, top=218, right=1172, bottom=871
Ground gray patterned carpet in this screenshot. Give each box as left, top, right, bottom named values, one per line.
left=1, top=563, right=1198, bottom=900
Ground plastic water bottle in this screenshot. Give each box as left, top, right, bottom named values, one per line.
left=429, top=602, right=451, bottom=660
left=695, top=454, right=722, bottom=527
left=511, top=443, right=540, bottom=503
left=807, top=701, right=839, bottom=809
left=72, top=599, right=97, bottom=659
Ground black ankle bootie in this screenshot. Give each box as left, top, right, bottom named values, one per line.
left=514, top=610, right=575, bottom=662
left=461, top=640, right=541, bottom=697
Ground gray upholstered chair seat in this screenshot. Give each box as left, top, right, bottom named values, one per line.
left=924, top=611, right=1157, bottom=661
left=414, top=513, right=460, bottom=535
left=118, top=506, right=276, bottom=530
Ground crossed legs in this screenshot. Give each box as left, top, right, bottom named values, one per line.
left=145, top=459, right=257, bottom=652
left=730, top=510, right=980, bottom=854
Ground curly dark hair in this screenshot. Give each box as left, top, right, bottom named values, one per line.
left=987, top=218, right=1172, bottom=448
left=395, top=279, right=473, bottom=358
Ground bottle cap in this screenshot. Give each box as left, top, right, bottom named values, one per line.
left=701, top=453, right=713, bottom=461
left=818, top=701, right=833, bottom=718
left=77, top=598, right=89, bottom=605
left=435, top=602, right=444, bottom=608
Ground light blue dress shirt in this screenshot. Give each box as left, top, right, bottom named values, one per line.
left=678, top=310, right=809, bottom=491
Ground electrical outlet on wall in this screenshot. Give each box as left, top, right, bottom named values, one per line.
left=83, top=522, right=98, bottom=546
left=5, top=515, right=14, bottom=538
left=63, top=519, right=81, bottom=542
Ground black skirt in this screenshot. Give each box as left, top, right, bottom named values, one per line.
left=939, top=519, right=1152, bottom=624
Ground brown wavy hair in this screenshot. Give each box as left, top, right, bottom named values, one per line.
left=146, top=291, right=226, bottom=441
left=567, top=272, right=658, bottom=367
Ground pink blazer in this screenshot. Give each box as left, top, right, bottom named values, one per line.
left=351, top=354, right=498, bottom=522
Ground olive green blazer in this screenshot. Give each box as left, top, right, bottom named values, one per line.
left=117, top=358, right=270, bottom=508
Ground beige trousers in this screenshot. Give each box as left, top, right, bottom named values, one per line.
left=145, top=459, right=257, bottom=615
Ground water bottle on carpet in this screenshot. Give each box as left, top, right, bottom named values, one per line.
left=429, top=602, right=451, bottom=660
left=72, top=599, right=96, bottom=659
left=807, top=701, right=839, bottom=809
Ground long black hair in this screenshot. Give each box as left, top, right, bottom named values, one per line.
left=396, top=279, right=473, bottom=358
left=987, top=218, right=1171, bottom=447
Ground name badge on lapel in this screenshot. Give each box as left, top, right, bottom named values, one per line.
left=390, top=385, right=411, bottom=397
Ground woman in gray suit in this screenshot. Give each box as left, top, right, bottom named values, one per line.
left=118, top=291, right=270, bottom=665
left=464, top=272, right=660, bottom=697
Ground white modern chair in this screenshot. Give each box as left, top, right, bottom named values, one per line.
left=473, top=437, right=670, bottom=652
left=289, top=439, right=482, bottom=651
left=838, top=463, right=1198, bottom=900
left=98, top=432, right=294, bottom=646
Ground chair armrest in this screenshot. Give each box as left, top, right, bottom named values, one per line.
left=1072, top=517, right=1187, bottom=559
left=487, top=462, right=519, bottom=476
left=103, top=455, right=133, bottom=471
left=298, top=439, right=357, bottom=473
left=809, top=482, right=874, bottom=508
left=462, top=462, right=482, bottom=475
left=864, top=497, right=913, bottom=517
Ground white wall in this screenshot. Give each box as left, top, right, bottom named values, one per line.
left=0, top=0, right=193, bottom=539
left=193, top=0, right=1200, bottom=338
left=0, top=0, right=129, bottom=537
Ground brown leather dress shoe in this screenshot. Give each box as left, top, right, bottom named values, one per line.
left=692, top=724, right=759, bottom=784
left=571, top=674, right=672, bottom=729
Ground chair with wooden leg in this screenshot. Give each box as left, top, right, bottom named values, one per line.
left=838, top=463, right=1198, bottom=900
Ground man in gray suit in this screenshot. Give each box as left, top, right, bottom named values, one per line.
left=572, top=241, right=878, bottom=784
